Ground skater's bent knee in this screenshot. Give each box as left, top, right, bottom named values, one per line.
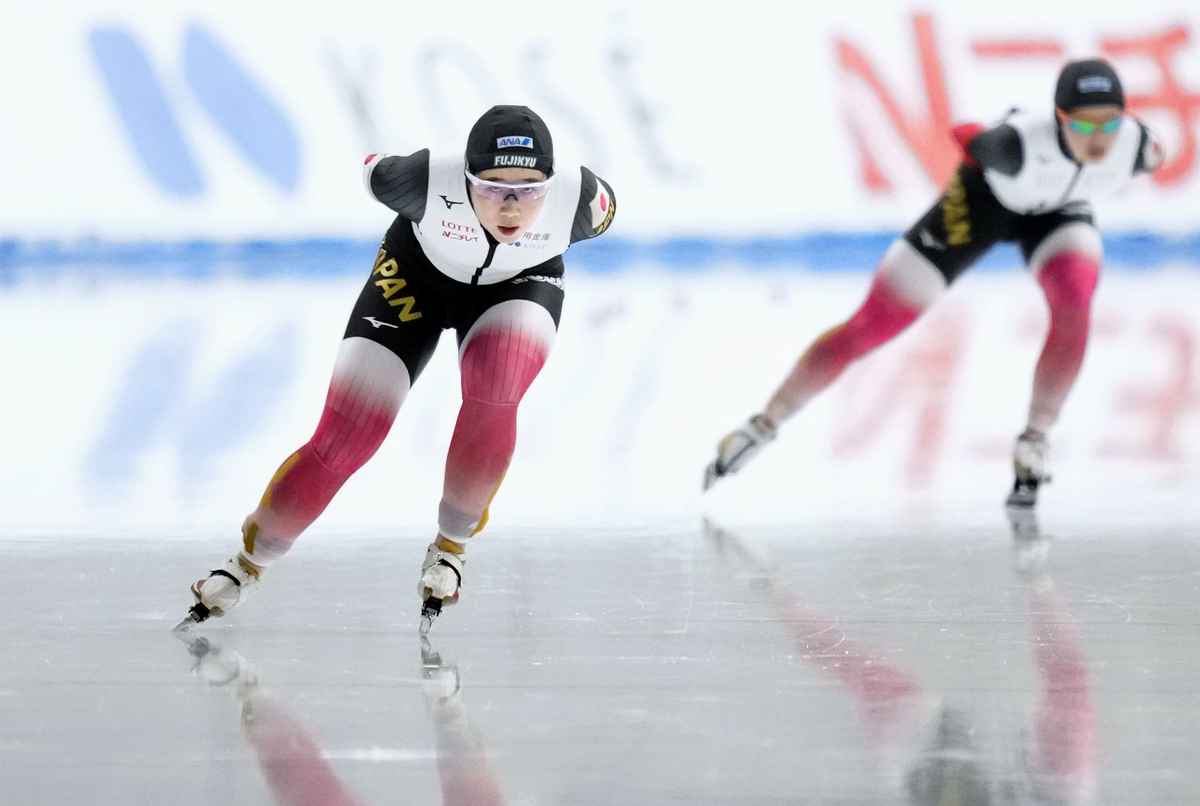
left=310, top=406, right=391, bottom=474
left=1037, top=252, right=1099, bottom=310
left=843, top=277, right=924, bottom=349
left=460, top=330, right=550, bottom=404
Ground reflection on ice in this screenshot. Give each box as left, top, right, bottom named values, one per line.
left=175, top=632, right=506, bottom=806
left=702, top=514, right=1096, bottom=805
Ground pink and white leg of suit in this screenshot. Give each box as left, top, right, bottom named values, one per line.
left=239, top=299, right=555, bottom=568
left=762, top=225, right=1100, bottom=437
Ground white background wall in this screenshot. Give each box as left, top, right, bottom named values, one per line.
left=3, top=2, right=1198, bottom=534
left=2, top=1, right=1199, bottom=237
left=6, top=269, right=1197, bottom=532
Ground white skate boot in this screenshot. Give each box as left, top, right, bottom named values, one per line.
left=702, top=413, right=777, bottom=491
left=1006, top=428, right=1051, bottom=508
left=418, top=541, right=465, bottom=635
left=176, top=554, right=262, bottom=629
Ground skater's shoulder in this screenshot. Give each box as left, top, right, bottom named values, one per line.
left=968, top=112, right=1025, bottom=177
left=1132, top=118, right=1165, bottom=175
left=364, top=149, right=432, bottom=221
left=569, top=164, right=617, bottom=243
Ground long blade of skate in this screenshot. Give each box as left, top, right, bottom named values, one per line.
left=702, top=460, right=723, bottom=492
left=419, top=596, right=443, bottom=636
left=172, top=602, right=211, bottom=633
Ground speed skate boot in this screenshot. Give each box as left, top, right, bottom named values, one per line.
left=702, top=413, right=777, bottom=491
left=1006, top=427, right=1051, bottom=508
left=419, top=539, right=465, bottom=635
left=176, top=553, right=263, bottom=630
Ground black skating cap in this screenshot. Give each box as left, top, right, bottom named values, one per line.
left=465, top=105, right=554, bottom=177
left=1055, top=58, right=1125, bottom=112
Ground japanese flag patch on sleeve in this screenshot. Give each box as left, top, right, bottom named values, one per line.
left=588, top=177, right=616, bottom=236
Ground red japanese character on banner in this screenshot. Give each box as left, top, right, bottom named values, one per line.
left=835, top=13, right=959, bottom=193
left=1102, top=25, right=1200, bottom=186
left=1100, top=315, right=1200, bottom=461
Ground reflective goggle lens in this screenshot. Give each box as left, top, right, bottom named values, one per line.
left=465, top=171, right=553, bottom=200
left=1067, top=116, right=1122, bottom=136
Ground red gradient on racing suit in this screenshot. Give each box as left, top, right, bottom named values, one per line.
left=439, top=322, right=550, bottom=540
left=1027, top=252, right=1099, bottom=432
left=766, top=274, right=923, bottom=424
left=245, top=369, right=400, bottom=563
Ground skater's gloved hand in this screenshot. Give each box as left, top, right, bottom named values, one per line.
left=702, top=414, right=777, bottom=491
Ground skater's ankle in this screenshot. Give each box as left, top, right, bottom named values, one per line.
left=235, top=553, right=264, bottom=579
left=753, top=412, right=778, bottom=435
left=1019, top=425, right=1047, bottom=441
left=435, top=535, right=466, bottom=555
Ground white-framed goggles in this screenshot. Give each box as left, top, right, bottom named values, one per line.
left=464, top=170, right=554, bottom=201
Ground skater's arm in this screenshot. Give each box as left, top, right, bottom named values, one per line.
left=570, top=166, right=617, bottom=243
left=1132, top=120, right=1165, bottom=175
left=363, top=149, right=430, bottom=220
left=964, top=123, right=1023, bottom=177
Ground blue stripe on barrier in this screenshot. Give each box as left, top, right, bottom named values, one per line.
left=1, top=232, right=1199, bottom=285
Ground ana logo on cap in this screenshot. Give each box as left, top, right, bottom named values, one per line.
left=497, top=136, right=534, bottom=149
left=1077, top=76, right=1113, bottom=93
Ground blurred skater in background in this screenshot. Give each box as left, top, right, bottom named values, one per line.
left=704, top=58, right=1163, bottom=506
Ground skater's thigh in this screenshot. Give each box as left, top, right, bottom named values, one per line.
left=902, top=163, right=1012, bottom=285
left=1020, top=212, right=1101, bottom=273
left=342, top=241, right=446, bottom=383
left=875, top=239, right=949, bottom=310
left=455, top=258, right=564, bottom=353
left=452, top=266, right=563, bottom=402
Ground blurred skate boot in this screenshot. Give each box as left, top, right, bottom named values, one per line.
left=1006, top=427, right=1051, bottom=508
left=702, top=414, right=777, bottom=491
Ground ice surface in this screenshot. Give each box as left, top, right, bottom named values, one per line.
left=2, top=506, right=1197, bottom=804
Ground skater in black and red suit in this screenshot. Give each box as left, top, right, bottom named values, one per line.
left=704, top=59, right=1164, bottom=507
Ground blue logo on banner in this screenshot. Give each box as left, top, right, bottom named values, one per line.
left=88, top=28, right=206, bottom=198
left=85, top=320, right=299, bottom=499
left=88, top=23, right=302, bottom=198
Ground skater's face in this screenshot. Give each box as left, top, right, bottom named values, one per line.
left=1056, top=104, right=1124, bottom=163
left=467, top=167, right=551, bottom=244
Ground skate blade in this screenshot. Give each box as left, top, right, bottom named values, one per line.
left=172, top=602, right=212, bottom=633
left=419, top=596, right=443, bottom=636
left=702, top=461, right=723, bottom=492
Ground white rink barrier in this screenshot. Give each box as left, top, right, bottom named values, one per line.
left=5, top=269, right=1197, bottom=533
left=2, top=1, right=1200, bottom=239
